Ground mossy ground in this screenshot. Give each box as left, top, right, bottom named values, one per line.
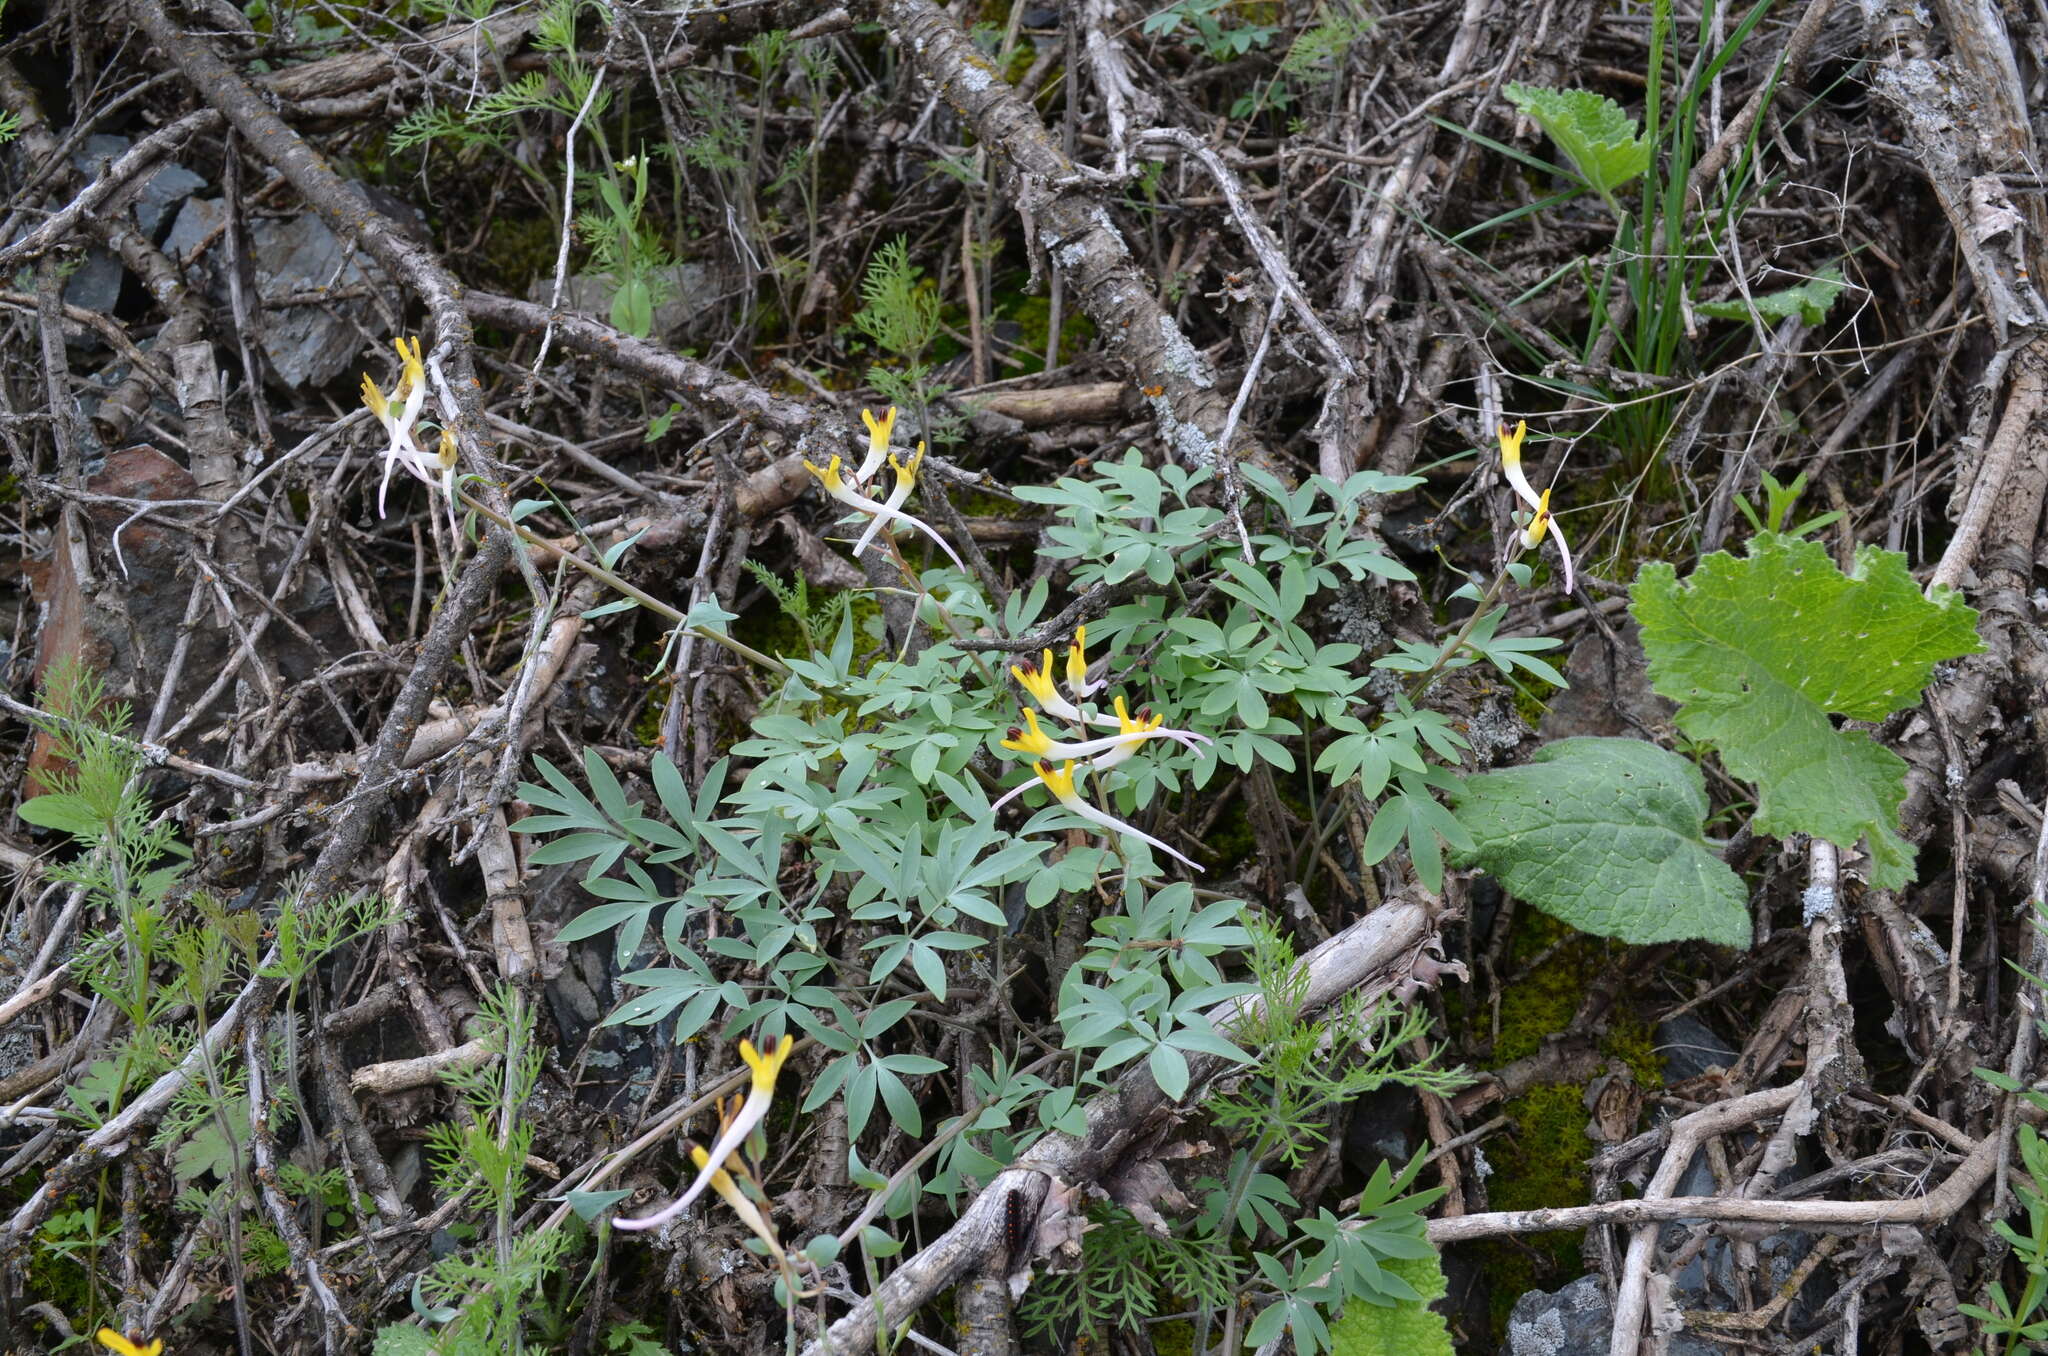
left=1463, top=910, right=1664, bottom=1336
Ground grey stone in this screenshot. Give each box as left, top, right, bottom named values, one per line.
left=246, top=212, right=381, bottom=388
left=1507, top=1275, right=1721, bottom=1356
left=61, top=248, right=122, bottom=315
left=165, top=195, right=385, bottom=389
left=162, top=193, right=225, bottom=263
left=70, top=134, right=207, bottom=238
left=139, top=163, right=208, bottom=239
left=1655, top=1013, right=1740, bottom=1085
left=526, top=262, right=730, bottom=344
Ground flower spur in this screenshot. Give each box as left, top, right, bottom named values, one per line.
left=1020, top=759, right=1202, bottom=872
left=615, top=1035, right=795, bottom=1232
left=1498, top=420, right=1575, bottom=592
left=803, top=452, right=967, bottom=571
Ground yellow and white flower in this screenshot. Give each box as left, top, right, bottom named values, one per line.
left=1498, top=420, right=1575, bottom=592
left=1023, top=759, right=1202, bottom=872
left=1009, top=650, right=1118, bottom=730
left=1065, top=625, right=1105, bottom=699
left=616, top=1035, right=795, bottom=1233
left=687, top=1141, right=785, bottom=1259
left=97, top=1331, right=162, bottom=1356
left=998, top=701, right=1208, bottom=765
left=855, top=405, right=898, bottom=486
left=851, top=441, right=927, bottom=559
left=361, top=336, right=454, bottom=520
left=803, top=453, right=967, bottom=572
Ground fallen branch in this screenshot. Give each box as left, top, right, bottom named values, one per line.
left=798, top=899, right=1437, bottom=1356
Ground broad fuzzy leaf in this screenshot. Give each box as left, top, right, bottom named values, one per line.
left=1503, top=84, right=1651, bottom=203
left=1695, top=266, right=1848, bottom=327
left=1329, top=1251, right=1454, bottom=1356
left=373, top=1328, right=438, bottom=1356
left=1452, top=737, right=1750, bottom=947
left=1632, top=534, right=1982, bottom=888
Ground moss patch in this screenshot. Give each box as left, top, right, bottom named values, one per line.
left=1465, top=910, right=1667, bottom=1335
left=1006, top=293, right=1096, bottom=373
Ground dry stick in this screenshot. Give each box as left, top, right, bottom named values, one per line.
left=126, top=0, right=497, bottom=495
left=880, top=0, right=1255, bottom=473
left=1930, top=343, right=2045, bottom=593
left=534, top=51, right=610, bottom=376
left=0, top=532, right=511, bottom=1274
left=798, top=900, right=1437, bottom=1356
left=1135, top=127, right=1356, bottom=382
left=1428, top=1084, right=2010, bottom=1245
left=245, top=1023, right=351, bottom=1350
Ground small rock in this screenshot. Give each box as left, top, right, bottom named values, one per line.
left=1654, top=1013, right=1740, bottom=1085
left=525, top=262, right=732, bottom=345
left=164, top=194, right=391, bottom=389
left=1508, top=1274, right=1721, bottom=1356
left=1537, top=619, right=1675, bottom=742
left=61, top=248, right=123, bottom=317
left=71, top=133, right=206, bottom=237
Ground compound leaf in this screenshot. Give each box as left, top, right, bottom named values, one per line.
left=1502, top=84, right=1650, bottom=205
left=1632, top=534, right=1982, bottom=888
left=1452, top=737, right=1750, bottom=947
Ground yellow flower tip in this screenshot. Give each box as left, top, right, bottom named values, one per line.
left=1498, top=419, right=1527, bottom=466
left=1035, top=759, right=1079, bottom=799
left=740, top=1034, right=795, bottom=1090
left=1011, top=652, right=1059, bottom=706
left=889, top=441, right=925, bottom=484
left=96, top=1331, right=162, bottom=1356
left=360, top=373, right=388, bottom=420
left=861, top=406, right=898, bottom=454
left=437, top=427, right=458, bottom=472
left=1001, top=708, right=1054, bottom=756
left=1066, top=626, right=1090, bottom=684
left=803, top=456, right=844, bottom=491
left=1112, top=695, right=1161, bottom=736
left=1525, top=489, right=1553, bottom=546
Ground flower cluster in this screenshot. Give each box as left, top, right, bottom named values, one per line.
left=994, top=628, right=1210, bottom=871
left=361, top=336, right=460, bottom=523
left=802, top=406, right=965, bottom=571
left=615, top=1035, right=794, bottom=1235
left=1498, top=420, right=1574, bottom=592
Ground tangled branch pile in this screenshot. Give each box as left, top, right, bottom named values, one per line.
left=0, top=0, right=2044, bottom=1353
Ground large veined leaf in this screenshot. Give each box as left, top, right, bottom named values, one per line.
left=1503, top=84, right=1651, bottom=207
left=1328, top=1251, right=1454, bottom=1356
left=1452, top=737, right=1750, bottom=948
left=1695, top=266, right=1848, bottom=327
left=1632, top=533, right=1982, bottom=888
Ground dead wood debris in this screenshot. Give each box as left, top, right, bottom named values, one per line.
left=0, top=0, right=2040, bottom=1352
